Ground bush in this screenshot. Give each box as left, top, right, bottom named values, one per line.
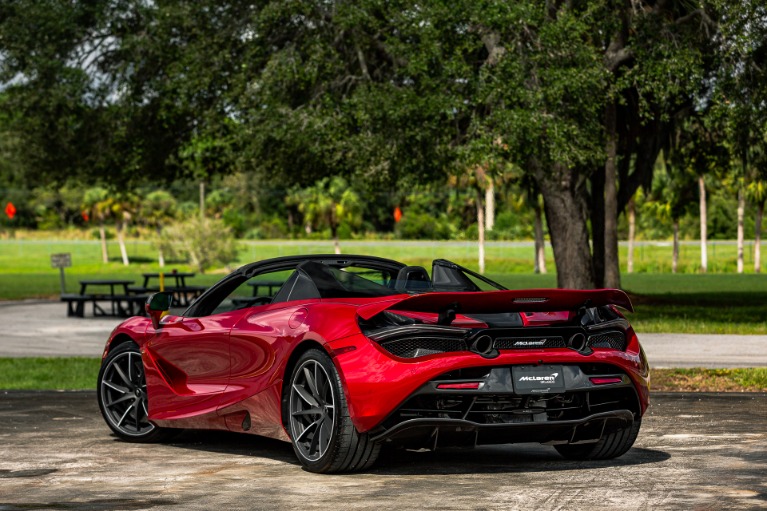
left=155, top=217, right=239, bottom=273
left=396, top=213, right=455, bottom=240
left=245, top=217, right=289, bottom=239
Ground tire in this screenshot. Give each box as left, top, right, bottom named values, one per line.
left=286, top=349, right=380, bottom=473
left=97, top=341, right=177, bottom=443
left=554, top=418, right=641, bottom=461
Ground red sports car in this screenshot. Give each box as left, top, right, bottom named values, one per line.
left=97, top=255, right=649, bottom=473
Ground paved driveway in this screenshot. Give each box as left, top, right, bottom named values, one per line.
left=0, top=391, right=765, bottom=510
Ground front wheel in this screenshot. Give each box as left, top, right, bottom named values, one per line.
left=287, top=349, right=380, bottom=473
left=554, top=418, right=641, bottom=460
left=97, top=341, right=176, bottom=443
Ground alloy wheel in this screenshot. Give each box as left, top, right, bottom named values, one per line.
left=289, top=359, right=336, bottom=461
left=99, top=350, right=154, bottom=437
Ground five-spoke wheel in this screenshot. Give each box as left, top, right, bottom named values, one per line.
left=97, top=342, right=175, bottom=442
left=286, top=349, right=380, bottom=473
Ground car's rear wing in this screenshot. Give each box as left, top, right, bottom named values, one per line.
left=356, top=289, right=633, bottom=321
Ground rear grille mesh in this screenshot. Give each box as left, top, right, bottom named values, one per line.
left=587, top=331, right=626, bottom=350
left=379, top=337, right=468, bottom=358
left=494, top=336, right=566, bottom=349
left=377, top=330, right=627, bottom=358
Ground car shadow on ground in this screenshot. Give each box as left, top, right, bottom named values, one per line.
left=371, top=445, right=670, bottom=475
left=147, top=430, right=670, bottom=475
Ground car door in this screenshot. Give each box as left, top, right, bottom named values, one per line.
left=144, top=309, right=246, bottom=418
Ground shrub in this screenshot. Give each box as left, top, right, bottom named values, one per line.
left=396, top=213, right=455, bottom=240
left=155, top=217, right=239, bottom=273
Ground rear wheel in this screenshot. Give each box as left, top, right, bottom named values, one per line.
left=287, top=349, right=380, bottom=473
left=554, top=418, right=641, bottom=460
left=97, top=342, right=176, bottom=443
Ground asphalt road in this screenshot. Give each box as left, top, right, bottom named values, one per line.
left=0, top=391, right=765, bottom=510
left=1, top=300, right=766, bottom=368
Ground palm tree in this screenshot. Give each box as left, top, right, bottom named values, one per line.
left=141, top=190, right=178, bottom=267
left=287, top=177, right=362, bottom=254
left=82, top=187, right=111, bottom=263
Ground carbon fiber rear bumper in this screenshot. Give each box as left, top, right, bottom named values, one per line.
left=371, top=409, right=634, bottom=448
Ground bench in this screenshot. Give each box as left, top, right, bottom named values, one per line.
left=61, top=294, right=149, bottom=318
left=61, top=294, right=93, bottom=318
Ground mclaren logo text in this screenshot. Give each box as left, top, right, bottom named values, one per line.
left=518, top=373, right=560, bottom=383
left=514, top=339, right=548, bottom=347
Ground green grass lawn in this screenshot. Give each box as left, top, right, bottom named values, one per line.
left=1, top=238, right=766, bottom=334
left=0, top=357, right=101, bottom=390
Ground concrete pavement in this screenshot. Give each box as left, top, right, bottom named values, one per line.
left=1, top=391, right=765, bottom=510
left=0, top=300, right=766, bottom=367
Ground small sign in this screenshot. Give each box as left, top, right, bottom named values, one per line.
left=51, top=253, right=72, bottom=269
left=5, top=202, right=16, bottom=219
left=393, top=206, right=402, bottom=223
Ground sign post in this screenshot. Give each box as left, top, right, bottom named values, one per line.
left=50, top=253, right=72, bottom=294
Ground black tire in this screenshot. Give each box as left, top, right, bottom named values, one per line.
left=286, top=349, right=380, bottom=473
left=97, top=341, right=177, bottom=443
left=554, top=418, right=641, bottom=460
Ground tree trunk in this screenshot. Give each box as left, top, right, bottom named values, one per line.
left=590, top=169, right=605, bottom=288
left=199, top=181, right=206, bottom=220
left=539, top=168, right=594, bottom=289
left=627, top=197, right=636, bottom=273
left=737, top=186, right=745, bottom=274
left=485, top=180, right=495, bottom=232
left=756, top=202, right=764, bottom=274
left=603, top=101, right=621, bottom=289
left=699, top=175, right=707, bottom=273
left=672, top=220, right=679, bottom=274
left=331, top=225, right=341, bottom=255
left=533, top=197, right=547, bottom=274
left=116, top=220, right=129, bottom=266
left=477, top=191, right=485, bottom=274
left=99, top=221, right=108, bottom=263
left=156, top=227, right=165, bottom=268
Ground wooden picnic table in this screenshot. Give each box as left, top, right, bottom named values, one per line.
left=137, top=272, right=206, bottom=308
left=247, top=280, right=284, bottom=297
left=141, top=272, right=196, bottom=289
left=79, top=279, right=134, bottom=296
left=62, top=279, right=147, bottom=318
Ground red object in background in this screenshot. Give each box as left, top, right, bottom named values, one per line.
left=4, top=202, right=16, bottom=219
left=393, top=206, right=402, bottom=223
left=81, top=211, right=90, bottom=222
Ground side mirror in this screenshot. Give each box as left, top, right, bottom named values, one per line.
left=146, top=292, right=173, bottom=329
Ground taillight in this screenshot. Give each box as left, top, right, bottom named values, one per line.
left=436, top=382, right=482, bottom=390
left=589, top=377, right=623, bottom=385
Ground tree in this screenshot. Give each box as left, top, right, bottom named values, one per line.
left=109, top=193, right=138, bottom=266
left=156, top=217, right=239, bottom=273
left=287, top=177, right=362, bottom=254
left=141, top=190, right=178, bottom=267
left=716, top=0, right=767, bottom=273
left=82, top=187, right=112, bottom=263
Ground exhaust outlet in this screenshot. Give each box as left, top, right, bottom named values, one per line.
left=471, top=335, right=497, bottom=358
left=568, top=333, right=588, bottom=352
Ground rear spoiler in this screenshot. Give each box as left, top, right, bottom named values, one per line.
left=356, top=289, right=633, bottom=320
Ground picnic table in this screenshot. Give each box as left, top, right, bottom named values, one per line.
left=61, top=279, right=148, bottom=318
left=137, top=272, right=207, bottom=307
left=247, top=280, right=284, bottom=297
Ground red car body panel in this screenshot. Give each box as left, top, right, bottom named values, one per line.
left=100, top=257, right=649, bottom=447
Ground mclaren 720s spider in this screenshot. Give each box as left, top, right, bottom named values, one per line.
left=97, top=255, right=649, bottom=473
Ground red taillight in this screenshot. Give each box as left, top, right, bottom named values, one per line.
left=436, top=382, right=481, bottom=390
left=590, top=377, right=622, bottom=385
